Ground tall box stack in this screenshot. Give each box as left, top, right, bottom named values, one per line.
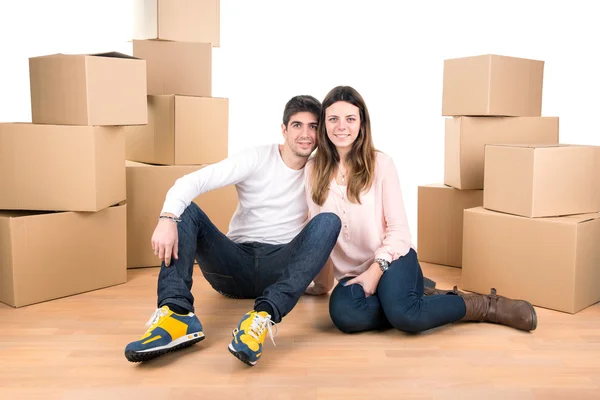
left=444, top=55, right=600, bottom=314
left=125, top=0, right=238, bottom=268
left=417, top=54, right=559, bottom=268
left=0, top=52, right=148, bottom=307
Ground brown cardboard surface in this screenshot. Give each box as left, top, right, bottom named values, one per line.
left=29, top=52, right=147, bottom=126
left=125, top=95, right=228, bottom=165
left=133, top=0, right=220, bottom=47
left=126, top=161, right=238, bottom=268
left=0, top=124, right=125, bottom=212
left=0, top=204, right=127, bottom=308
left=133, top=40, right=211, bottom=96
left=444, top=116, right=559, bottom=189
left=462, top=207, right=600, bottom=314
left=484, top=144, right=600, bottom=217
left=417, top=184, right=483, bottom=268
left=442, top=54, right=544, bottom=117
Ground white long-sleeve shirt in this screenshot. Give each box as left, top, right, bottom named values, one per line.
left=161, top=144, right=308, bottom=244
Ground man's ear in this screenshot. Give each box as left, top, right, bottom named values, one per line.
left=281, top=123, right=287, bottom=139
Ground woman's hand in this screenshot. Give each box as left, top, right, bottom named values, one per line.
left=344, top=262, right=384, bottom=297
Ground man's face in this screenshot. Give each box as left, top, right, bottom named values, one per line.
left=281, top=111, right=318, bottom=158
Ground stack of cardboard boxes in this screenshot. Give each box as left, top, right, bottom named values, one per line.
left=417, top=54, right=559, bottom=268
left=125, top=0, right=238, bottom=268
left=418, top=53, right=600, bottom=314
left=0, top=52, right=148, bottom=307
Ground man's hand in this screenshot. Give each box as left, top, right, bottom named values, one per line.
left=151, top=213, right=179, bottom=267
left=344, top=262, right=383, bottom=297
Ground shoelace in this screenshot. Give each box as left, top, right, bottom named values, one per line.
left=249, top=313, right=278, bottom=346
left=145, top=307, right=169, bottom=328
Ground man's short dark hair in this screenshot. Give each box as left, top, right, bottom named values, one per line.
left=282, top=95, right=321, bottom=127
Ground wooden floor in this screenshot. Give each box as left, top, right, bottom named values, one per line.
left=1, top=263, right=599, bottom=399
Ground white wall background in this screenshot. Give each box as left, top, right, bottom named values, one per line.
left=1, top=0, right=599, bottom=245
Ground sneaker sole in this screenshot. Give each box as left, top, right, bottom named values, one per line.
left=228, top=343, right=256, bottom=366
left=125, top=332, right=205, bottom=363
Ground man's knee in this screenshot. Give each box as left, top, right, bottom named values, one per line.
left=180, top=202, right=201, bottom=219
left=311, top=212, right=342, bottom=235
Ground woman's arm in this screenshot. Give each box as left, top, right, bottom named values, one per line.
left=374, top=155, right=413, bottom=263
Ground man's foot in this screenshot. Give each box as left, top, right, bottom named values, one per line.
left=124, top=306, right=205, bottom=362
left=228, top=310, right=277, bottom=366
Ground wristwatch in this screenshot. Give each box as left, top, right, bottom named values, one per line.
left=375, top=258, right=389, bottom=273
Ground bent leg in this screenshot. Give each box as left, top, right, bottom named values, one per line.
left=254, top=212, right=341, bottom=322
left=329, top=278, right=391, bottom=333
left=157, top=203, right=254, bottom=312
left=378, top=249, right=466, bottom=333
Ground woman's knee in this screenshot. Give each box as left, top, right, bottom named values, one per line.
left=386, top=309, right=428, bottom=334
left=329, top=282, right=381, bottom=334
left=329, top=284, right=356, bottom=333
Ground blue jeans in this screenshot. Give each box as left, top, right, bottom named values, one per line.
left=157, top=202, right=342, bottom=323
left=328, top=249, right=466, bottom=333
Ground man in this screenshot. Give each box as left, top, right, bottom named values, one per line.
left=124, top=95, right=342, bottom=366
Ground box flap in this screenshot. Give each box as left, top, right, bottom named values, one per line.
left=30, top=52, right=140, bottom=60
left=126, top=160, right=149, bottom=167
left=91, top=51, right=140, bottom=60
left=485, top=143, right=564, bottom=149
left=553, top=213, right=600, bottom=224
left=421, top=183, right=451, bottom=189
left=466, top=207, right=600, bottom=225
left=0, top=211, right=58, bottom=219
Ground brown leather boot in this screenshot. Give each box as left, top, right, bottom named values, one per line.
left=459, top=288, right=537, bottom=332
left=423, top=285, right=465, bottom=296
left=424, top=287, right=454, bottom=296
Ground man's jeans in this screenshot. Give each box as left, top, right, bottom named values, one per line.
left=157, top=203, right=342, bottom=323
left=328, top=249, right=466, bottom=333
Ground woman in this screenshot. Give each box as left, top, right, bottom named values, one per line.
left=304, top=85, right=537, bottom=334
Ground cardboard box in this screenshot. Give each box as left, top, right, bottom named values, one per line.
left=417, top=184, right=483, bottom=268
left=126, top=161, right=238, bottom=268
left=442, top=54, right=544, bottom=117
left=133, top=0, right=220, bottom=47
left=125, top=95, right=228, bottom=165
left=462, top=207, right=600, bottom=314
left=133, top=40, right=211, bottom=96
left=0, top=124, right=125, bottom=212
left=445, top=116, right=559, bottom=190
left=0, top=204, right=127, bottom=308
left=484, top=144, right=600, bottom=218
left=29, top=52, right=147, bottom=126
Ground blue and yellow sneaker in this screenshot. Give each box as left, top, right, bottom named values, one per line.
left=124, top=306, right=205, bottom=362
left=228, top=310, right=277, bottom=366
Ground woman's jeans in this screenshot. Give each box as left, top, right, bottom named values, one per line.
left=329, top=249, right=466, bottom=333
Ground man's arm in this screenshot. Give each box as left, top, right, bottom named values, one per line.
left=152, top=147, right=261, bottom=267
left=161, top=146, right=261, bottom=217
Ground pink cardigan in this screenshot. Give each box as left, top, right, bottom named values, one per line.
left=305, top=151, right=414, bottom=284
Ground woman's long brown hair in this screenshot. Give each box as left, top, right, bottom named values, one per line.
left=311, top=86, right=376, bottom=206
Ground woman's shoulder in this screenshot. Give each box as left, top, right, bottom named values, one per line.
left=375, top=150, right=394, bottom=168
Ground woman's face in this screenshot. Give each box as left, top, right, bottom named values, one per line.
left=325, top=101, right=361, bottom=154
